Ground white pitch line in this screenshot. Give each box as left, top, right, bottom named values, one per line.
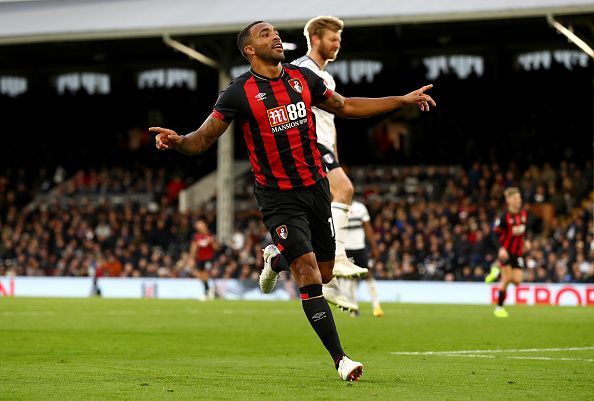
left=436, top=354, right=594, bottom=363
left=507, top=356, right=594, bottom=362
left=440, top=354, right=496, bottom=359
left=390, top=346, right=594, bottom=356
left=396, top=353, right=594, bottom=363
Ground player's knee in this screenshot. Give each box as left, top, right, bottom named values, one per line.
left=334, top=182, right=354, bottom=204
left=291, top=257, right=320, bottom=283
left=345, top=179, right=354, bottom=198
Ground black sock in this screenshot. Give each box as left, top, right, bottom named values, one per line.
left=204, top=280, right=209, bottom=295
left=271, top=254, right=289, bottom=273
left=498, top=289, right=506, bottom=307
left=300, top=284, right=345, bottom=367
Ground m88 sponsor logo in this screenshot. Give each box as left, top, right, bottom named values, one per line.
left=267, top=101, right=307, bottom=133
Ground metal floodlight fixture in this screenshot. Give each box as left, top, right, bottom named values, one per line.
left=547, top=14, right=594, bottom=59
left=162, top=34, right=220, bottom=69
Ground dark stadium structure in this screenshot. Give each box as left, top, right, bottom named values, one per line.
left=1, top=14, right=593, bottom=170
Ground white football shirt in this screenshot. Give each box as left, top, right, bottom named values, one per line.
left=345, top=200, right=371, bottom=251
left=291, top=56, right=336, bottom=151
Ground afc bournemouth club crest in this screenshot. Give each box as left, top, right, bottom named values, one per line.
left=288, top=78, right=303, bottom=94
left=276, top=225, right=288, bottom=240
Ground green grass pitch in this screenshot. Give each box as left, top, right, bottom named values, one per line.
left=1, top=298, right=593, bottom=400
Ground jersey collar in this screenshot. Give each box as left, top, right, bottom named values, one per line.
left=305, top=54, right=325, bottom=71
left=250, top=65, right=287, bottom=81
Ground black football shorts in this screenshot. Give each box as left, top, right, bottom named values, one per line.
left=346, top=248, right=369, bottom=270
left=255, top=178, right=336, bottom=265
left=501, top=255, right=525, bottom=269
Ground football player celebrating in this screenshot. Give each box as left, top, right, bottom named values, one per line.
left=153, top=21, right=435, bottom=381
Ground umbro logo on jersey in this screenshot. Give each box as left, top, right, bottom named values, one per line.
left=276, top=225, right=288, bottom=240
left=255, top=92, right=267, bottom=102
left=288, top=78, right=303, bottom=93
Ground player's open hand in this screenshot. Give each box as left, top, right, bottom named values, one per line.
left=150, top=127, right=183, bottom=150
left=402, top=84, right=436, bottom=112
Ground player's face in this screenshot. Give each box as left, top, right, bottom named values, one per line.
left=316, top=29, right=341, bottom=61
left=506, top=193, right=522, bottom=211
left=196, top=221, right=208, bottom=233
left=249, top=22, right=285, bottom=63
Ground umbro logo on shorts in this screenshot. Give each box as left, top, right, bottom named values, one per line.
left=276, top=225, right=288, bottom=240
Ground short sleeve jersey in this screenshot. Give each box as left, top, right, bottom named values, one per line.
left=291, top=56, right=337, bottom=151
left=492, top=209, right=527, bottom=256
left=345, top=200, right=371, bottom=251
left=211, top=63, right=334, bottom=190
left=192, top=233, right=215, bottom=261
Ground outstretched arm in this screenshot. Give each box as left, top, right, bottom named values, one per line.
left=150, top=116, right=230, bottom=155
left=318, top=84, right=436, bottom=118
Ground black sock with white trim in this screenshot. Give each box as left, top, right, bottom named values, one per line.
left=299, top=284, right=345, bottom=368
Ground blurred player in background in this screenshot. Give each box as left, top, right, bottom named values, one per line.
left=339, top=199, right=384, bottom=317
left=485, top=187, right=529, bottom=318
left=291, top=16, right=367, bottom=311
left=152, top=20, right=435, bottom=381
left=189, top=219, right=217, bottom=300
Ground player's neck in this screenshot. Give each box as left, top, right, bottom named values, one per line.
left=250, top=60, right=283, bottom=79
left=508, top=207, right=520, bottom=214
left=307, top=50, right=328, bottom=70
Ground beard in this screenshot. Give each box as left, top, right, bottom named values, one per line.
left=256, top=48, right=285, bottom=63
left=319, top=43, right=339, bottom=62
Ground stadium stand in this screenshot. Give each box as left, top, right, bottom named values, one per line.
left=2, top=161, right=591, bottom=284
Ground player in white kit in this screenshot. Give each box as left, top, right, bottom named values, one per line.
left=292, top=16, right=368, bottom=311
left=340, top=200, right=384, bottom=317
left=257, top=16, right=435, bottom=314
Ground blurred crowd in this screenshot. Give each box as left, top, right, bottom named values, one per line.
left=354, top=161, right=593, bottom=283
left=0, top=161, right=592, bottom=284
left=58, top=167, right=187, bottom=206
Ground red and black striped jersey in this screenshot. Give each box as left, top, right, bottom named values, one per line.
left=192, top=233, right=215, bottom=261
left=493, top=209, right=527, bottom=256
left=211, top=63, right=333, bottom=190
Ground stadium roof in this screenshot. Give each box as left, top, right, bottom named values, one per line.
left=0, top=0, right=593, bottom=44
